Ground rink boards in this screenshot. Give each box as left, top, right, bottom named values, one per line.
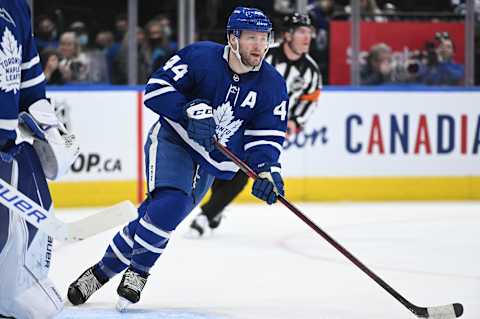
left=45, top=86, right=480, bottom=207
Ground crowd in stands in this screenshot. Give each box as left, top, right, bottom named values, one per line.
left=35, top=13, right=177, bottom=85
left=33, top=0, right=472, bottom=86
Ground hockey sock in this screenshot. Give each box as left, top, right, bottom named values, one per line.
left=95, top=199, right=151, bottom=279
left=130, top=187, right=193, bottom=274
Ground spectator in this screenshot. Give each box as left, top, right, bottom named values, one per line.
left=57, top=32, right=91, bottom=83
left=40, top=49, right=66, bottom=85
left=308, top=0, right=344, bottom=83
left=361, top=43, right=394, bottom=85
left=344, top=0, right=387, bottom=22
left=418, top=33, right=465, bottom=85
left=145, top=16, right=176, bottom=72
left=95, top=31, right=115, bottom=81
left=114, top=14, right=128, bottom=43
left=95, top=31, right=114, bottom=50
left=34, top=15, right=58, bottom=55
left=111, top=27, right=151, bottom=84
left=69, top=21, right=90, bottom=51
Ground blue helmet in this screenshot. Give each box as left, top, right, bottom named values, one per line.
left=226, top=7, right=272, bottom=37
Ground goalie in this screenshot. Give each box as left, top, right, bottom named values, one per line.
left=0, top=1, right=79, bottom=318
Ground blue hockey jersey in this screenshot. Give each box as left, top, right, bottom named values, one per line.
left=0, top=0, right=46, bottom=142
left=144, top=41, right=289, bottom=179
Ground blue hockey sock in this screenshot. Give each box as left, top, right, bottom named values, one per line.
left=95, top=199, right=150, bottom=279
left=130, top=187, right=193, bottom=275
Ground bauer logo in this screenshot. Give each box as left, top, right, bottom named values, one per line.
left=345, top=113, right=480, bottom=155
left=0, top=181, right=47, bottom=223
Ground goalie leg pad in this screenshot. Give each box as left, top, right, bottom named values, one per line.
left=0, top=144, right=60, bottom=318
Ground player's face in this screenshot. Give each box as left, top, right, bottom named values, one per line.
left=238, top=31, right=269, bottom=67
left=289, top=26, right=312, bottom=54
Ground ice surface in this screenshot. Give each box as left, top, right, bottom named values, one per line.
left=52, top=202, right=480, bottom=319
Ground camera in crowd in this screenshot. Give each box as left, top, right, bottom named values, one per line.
left=406, top=32, right=450, bottom=75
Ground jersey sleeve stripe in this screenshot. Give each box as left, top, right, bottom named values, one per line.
left=21, top=55, right=40, bottom=70
left=244, top=140, right=283, bottom=153
left=144, top=86, right=176, bottom=101
left=20, top=73, right=45, bottom=89
left=244, top=129, right=285, bottom=137
left=0, top=119, right=18, bottom=130
left=147, top=78, right=172, bottom=86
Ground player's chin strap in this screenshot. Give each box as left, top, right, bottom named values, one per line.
left=228, top=36, right=269, bottom=73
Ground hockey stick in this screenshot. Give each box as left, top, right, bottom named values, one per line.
left=0, top=177, right=138, bottom=242
left=215, top=141, right=463, bottom=319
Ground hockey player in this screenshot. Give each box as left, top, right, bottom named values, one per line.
left=0, top=1, right=79, bottom=318
left=188, top=12, right=322, bottom=237
left=67, top=7, right=288, bottom=310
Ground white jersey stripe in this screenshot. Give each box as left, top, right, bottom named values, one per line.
left=110, top=240, right=130, bottom=266
left=144, top=86, right=176, bottom=101
left=134, top=234, right=165, bottom=254
left=0, top=119, right=18, bottom=130
left=244, top=129, right=285, bottom=137
left=139, top=218, right=171, bottom=239
left=20, top=73, right=45, bottom=89
left=164, top=118, right=239, bottom=172
left=147, top=122, right=161, bottom=192
left=147, top=78, right=172, bottom=86
left=244, top=140, right=283, bottom=153
left=21, top=55, right=40, bottom=70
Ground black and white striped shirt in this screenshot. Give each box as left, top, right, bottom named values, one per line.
left=265, top=43, right=322, bottom=128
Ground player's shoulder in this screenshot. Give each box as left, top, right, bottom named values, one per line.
left=2, top=0, right=29, bottom=17
left=260, top=59, right=285, bottom=84
left=268, top=43, right=281, bottom=53
left=303, top=53, right=320, bottom=72
left=257, top=62, right=288, bottom=103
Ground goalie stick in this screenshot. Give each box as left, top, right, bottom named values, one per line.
left=0, top=177, right=138, bottom=242
left=215, top=140, right=463, bottom=319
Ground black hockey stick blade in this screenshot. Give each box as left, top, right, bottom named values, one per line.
left=214, top=141, right=464, bottom=319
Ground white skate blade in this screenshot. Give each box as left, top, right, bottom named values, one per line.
left=116, top=296, right=132, bottom=312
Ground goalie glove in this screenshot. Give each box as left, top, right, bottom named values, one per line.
left=18, top=99, right=80, bottom=180
left=251, top=162, right=284, bottom=205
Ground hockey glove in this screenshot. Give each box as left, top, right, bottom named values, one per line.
left=184, top=99, right=216, bottom=152
left=251, top=163, right=284, bottom=205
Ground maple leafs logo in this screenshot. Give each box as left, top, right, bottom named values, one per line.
left=0, top=27, right=22, bottom=93
left=213, top=101, right=243, bottom=146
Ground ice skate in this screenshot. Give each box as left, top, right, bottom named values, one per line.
left=186, top=213, right=224, bottom=238
left=67, top=265, right=109, bottom=305
left=116, top=268, right=149, bottom=311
